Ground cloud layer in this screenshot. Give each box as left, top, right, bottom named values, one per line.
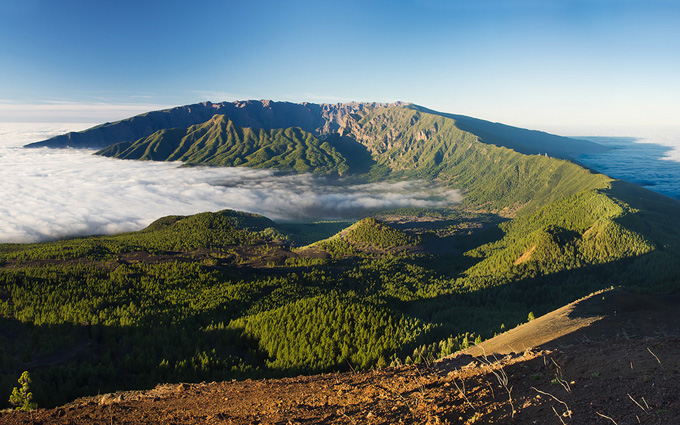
left=0, top=123, right=462, bottom=243
left=538, top=124, right=680, bottom=200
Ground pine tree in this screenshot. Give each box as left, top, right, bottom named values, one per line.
left=9, top=371, right=37, bottom=411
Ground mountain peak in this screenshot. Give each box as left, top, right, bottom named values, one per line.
left=207, top=113, right=230, bottom=126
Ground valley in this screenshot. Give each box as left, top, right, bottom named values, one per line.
left=2, top=100, right=679, bottom=420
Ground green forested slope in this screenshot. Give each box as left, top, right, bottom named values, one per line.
left=97, top=114, right=349, bottom=175
left=345, top=218, right=420, bottom=249
left=410, top=104, right=608, bottom=157
left=464, top=187, right=657, bottom=284
left=312, top=218, right=421, bottom=258
left=0, top=209, right=280, bottom=261
left=230, top=293, right=427, bottom=371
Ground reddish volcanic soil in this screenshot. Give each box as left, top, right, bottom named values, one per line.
left=2, top=288, right=680, bottom=424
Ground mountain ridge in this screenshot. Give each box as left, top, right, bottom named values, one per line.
left=91, top=101, right=614, bottom=216
left=24, top=100, right=387, bottom=149
left=410, top=104, right=608, bottom=157
left=25, top=100, right=605, bottom=161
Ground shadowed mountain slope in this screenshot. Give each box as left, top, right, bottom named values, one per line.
left=28, top=100, right=615, bottom=215
left=458, top=287, right=680, bottom=358
left=411, top=104, right=608, bottom=158
left=24, top=100, right=382, bottom=149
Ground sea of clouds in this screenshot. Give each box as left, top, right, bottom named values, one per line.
left=4, top=122, right=679, bottom=244
left=541, top=125, right=680, bottom=200
left=542, top=125, right=680, bottom=162
left=0, top=123, right=462, bottom=243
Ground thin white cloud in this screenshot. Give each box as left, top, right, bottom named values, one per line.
left=0, top=101, right=174, bottom=123
left=279, top=92, right=402, bottom=105
left=284, top=93, right=363, bottom=104
left=0, top=123, right=462, bottom=243
left=191, top=91, right=252, bottom=103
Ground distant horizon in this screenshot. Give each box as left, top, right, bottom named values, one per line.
left=1, top=1, right=679, bottom=128
left=3, top=98, right=680, bottom=131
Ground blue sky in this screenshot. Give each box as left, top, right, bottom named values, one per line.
left=0, top=0, right=678, bottom=126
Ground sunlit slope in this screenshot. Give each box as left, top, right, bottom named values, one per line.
left=96, top=115, right=349, bottom=175
left=306, top=217, right=421, bottom=258
left=10, top=100, right=680, bottom=410
left=2, top=197, right=679, bottom=407
left=345, top=106, right=612, bottom=213
left=462, top=181, right=680, bottom=288
left=229, top=292, right=425, bottom=370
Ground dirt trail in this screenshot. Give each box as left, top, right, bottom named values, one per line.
left=460, top=288, right=680, bottom=358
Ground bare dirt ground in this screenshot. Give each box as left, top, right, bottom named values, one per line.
left=2, top=288, right=679, bottom=424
